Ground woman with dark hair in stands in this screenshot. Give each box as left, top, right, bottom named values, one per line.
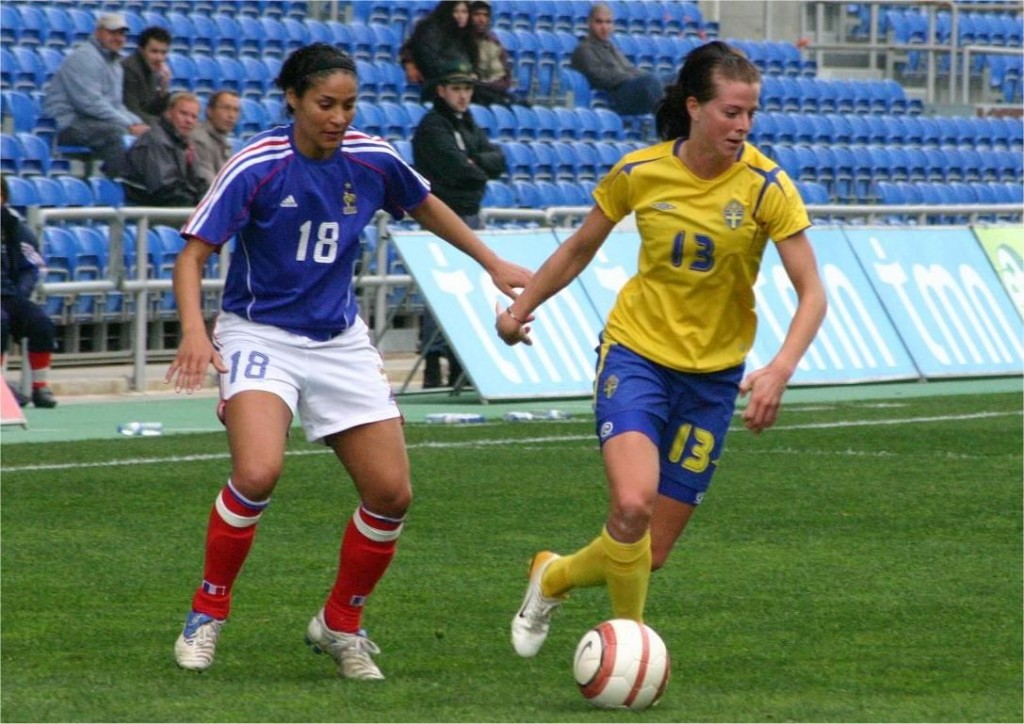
left=498, top=40, right=827, bottom=658
left=399, top=1, right=479, bottom=102
left=167, top=42, right=530, bottom=680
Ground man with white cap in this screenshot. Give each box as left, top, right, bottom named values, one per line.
left=42, top=13, right=150, bottom=177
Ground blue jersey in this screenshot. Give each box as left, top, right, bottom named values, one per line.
left=182, top=125, right=430, bottom=340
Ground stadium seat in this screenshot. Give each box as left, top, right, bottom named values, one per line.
left=16, top=132, right=61, bottom=175
left=528, top=141, right=556, bottom=182
left=167, top=53, right=198, bottom=92
left=482, top=179, right=516, bottom=208
left=553, top=141, right=581, bottom=182
left=89, top=177, right=125, bottom=208
left=470, top=104, right=497, bottom=139
left=215, top=55, right=245, bottom=94
left=239, top=56, right=272, bottom=97
left=533, top=179, right=566, bottom=207
left=502, top=141, right=536, bottom=182
left=512, top=105, right=540, bottom=141
left=189, top=13, right=220, bottom=56
left=55, top=176, right=95, bottom=207
left=551, top=107, right=581, bottom=141
left=511, top=179, right=541, bottom=208
left=353, top=103, right=385, bottom=137
left=4, top=175, right=38, bottom=209
left=491, top=104, right=519, bottom=142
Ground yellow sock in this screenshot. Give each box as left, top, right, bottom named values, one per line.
left=602, top=526, right=651, bottom=622
left=542, top=533, right=606, bottom=598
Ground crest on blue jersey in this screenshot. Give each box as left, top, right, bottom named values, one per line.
left=724, top=199, right=745, bottom=230
left=343, top=183, right=358, bottom=215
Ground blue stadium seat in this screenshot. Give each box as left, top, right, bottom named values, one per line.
left=188, top=13, right=220, bottom=56
left=503, top=141, right=536, bottom=181
left=376, top=100, right=410, bottom=140
left=167, top=52, right=198, bottom=92
left=215, top=55, right=245, bottom=93
left=4, top=175, right=38, bottom=210
left=551, top=107, right=581, bottom=141
left=491, top=104, right=519, bottom=141
left=528, top=141, right=556, bottom=182
left=55, top=176, right=95, bottom=206
left=392, top=138, right=413, bottom=165
left=570, top=141, right=599, bottom=181
left=11, top=47, right=46, bottom=91
left=594, top=108, right=625, bottom=141
left=532, top=105, right=558, bottom=142
left=556, top=180, right=590, bottom=206
left=594, top=142, right=620, bottom=176
left=238, top=97, right=269, bottom=136
left=16, top=132, right=60, bottom=175
left=533, top=179, right=566, bottom=207
left=553, top=141, right=580, bottom=182
left=258, top=16, right=289, bottom=56
left=30, top=176, right=68, bottom=207
left=511, top=179, right=541, bottom=208
left=213, top=14, right=244, bottom=55
left=512, top=105, right=540, bottom=141
left=239, top=56, right=272, bottom=97
left=470, top=104, right=497, bottom=139
left=89, top=177, right=125, bottom=207
left=482, top=179, right=516, bottom=208
left=353, top=103, right=385, bottom=137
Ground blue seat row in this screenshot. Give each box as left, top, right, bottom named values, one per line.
left=771, top=143, right=1023, bottom=203
left=751, top=111, right=1023, bottom=151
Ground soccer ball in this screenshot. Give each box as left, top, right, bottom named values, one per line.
left=572, top=619, right=670, bottom=710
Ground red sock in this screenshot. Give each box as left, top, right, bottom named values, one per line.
left=323, top=506, right=404, bottom=633
left=191, top=480, right=270, bottom=620
left=28, top=351, right=51, bottom=372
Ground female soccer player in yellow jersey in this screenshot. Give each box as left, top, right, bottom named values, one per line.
left=496, top=40, right=827, bottom=658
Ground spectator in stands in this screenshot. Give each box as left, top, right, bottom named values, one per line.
left=42, top=12, right=149, bottom=178
left=400, top=1, right=479, bottom=102
left=412, top=61, right=507, bottom=388
left=121, top=92, right=208, bottom=207
left=190, top=90, right=242, bottom=186
left=570, top=2, right=666, bottom=116
left=0, top=176, right=57, bottom=409
left=468, top=1, right=516, bottom=107
left=122, top=26, right=173, bottom=127
left=497, top=41, right=827, bottom=659
left=166, top=43, right=530, bottom=679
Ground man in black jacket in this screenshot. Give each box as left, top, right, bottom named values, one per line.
left=122, top=26, right=172, bottom=127
left=412, top=61, right=507, bottom=388
left=122, top=92, right=208, bottom=207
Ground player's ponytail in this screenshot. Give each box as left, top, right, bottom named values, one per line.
left=656, top=41, right=760, bottom=141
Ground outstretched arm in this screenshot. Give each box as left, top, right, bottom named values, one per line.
left=739, top=231, right=827, bottom=433
left=409, top=193, right=532, bottom=298
left=496, top=206, right=616, bottom=346
left=165, top=238, right=227, bottom=392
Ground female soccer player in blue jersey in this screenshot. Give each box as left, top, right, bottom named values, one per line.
left=165, top=43, right=530, bottom=679
left=497, top=41, right=828, bottom=658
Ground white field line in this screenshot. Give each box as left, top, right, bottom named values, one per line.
left=2, top=410, right=1019, bottom=473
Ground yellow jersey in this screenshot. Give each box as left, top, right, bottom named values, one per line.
left=593, top=139, right=810, bottom=373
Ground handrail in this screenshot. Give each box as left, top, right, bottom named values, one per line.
left=29, top=202, right=1024, bottom=390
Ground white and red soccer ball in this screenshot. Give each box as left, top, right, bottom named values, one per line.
left=572, top=619, right=671, bottom=710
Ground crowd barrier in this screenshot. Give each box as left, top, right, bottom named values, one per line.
left=27, top=203, right=1024, bottom=393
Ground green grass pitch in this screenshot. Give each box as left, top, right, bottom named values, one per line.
left=1, top=391, right=1021, bottom=722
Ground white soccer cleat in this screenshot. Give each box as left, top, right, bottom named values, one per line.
left=305, top=609, right=385, bottom=680
left=174, top=611, right=225, bottom=671
left=511, top=551, right=564, bottom=657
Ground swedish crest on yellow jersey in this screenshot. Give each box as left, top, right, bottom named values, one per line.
left=592, top=139, right=810, bottom=373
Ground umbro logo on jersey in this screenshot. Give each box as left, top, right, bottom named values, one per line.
left=280, top=195, right=298, bottom=207
left=651, top=202, right=675, bottom=211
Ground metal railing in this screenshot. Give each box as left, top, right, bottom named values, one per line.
left=29, top=202, right=1023, bottom=391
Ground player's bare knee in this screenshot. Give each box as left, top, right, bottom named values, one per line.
left=230, top=465, right=282, bottom=499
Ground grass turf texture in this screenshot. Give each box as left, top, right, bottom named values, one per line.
left=1, top=392, right=1021, bottom=722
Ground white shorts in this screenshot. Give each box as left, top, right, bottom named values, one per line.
left=213, top=312, right=401, bottom=444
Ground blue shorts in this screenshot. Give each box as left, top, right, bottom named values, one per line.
left=593, top=343, right=743, bottom=506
